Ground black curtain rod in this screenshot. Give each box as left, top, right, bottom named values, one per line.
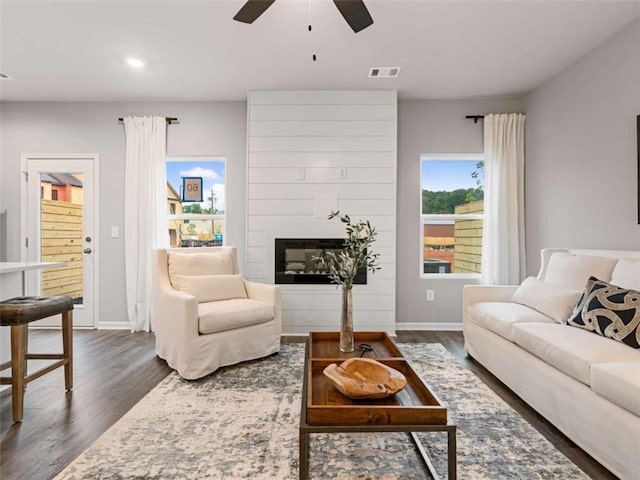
left=465, top=115, right=484, bottom=124
left=118, top=117, right=178, bottom=124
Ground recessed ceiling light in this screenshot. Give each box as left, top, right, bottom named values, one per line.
left=126, top=58, right=145, bottom=68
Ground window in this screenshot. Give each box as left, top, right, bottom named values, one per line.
left=51, top=189, right=58, bottom=201
left=420, top=154, right=484, bottom=277
left=166, top=157, right=226, bottom=248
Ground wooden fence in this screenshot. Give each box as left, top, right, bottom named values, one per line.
left=453, top=200, right=483, bottom=273
left=40, top=199, right=83, bottom=300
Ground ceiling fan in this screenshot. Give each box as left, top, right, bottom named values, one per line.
left=233, top=0, right=374, bottom=33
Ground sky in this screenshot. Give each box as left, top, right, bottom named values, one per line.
left=421, top=159, right=484, bottom=192
left=167, top=159, right=225, bottom=212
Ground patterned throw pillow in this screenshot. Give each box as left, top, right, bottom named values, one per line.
left=567, top=276, right=640, bottom=349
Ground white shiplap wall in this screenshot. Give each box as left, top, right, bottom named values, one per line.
left=247, top=90, right=397, bottom=335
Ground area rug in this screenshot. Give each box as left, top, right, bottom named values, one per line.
left=55, top=343, right=589, bottom=480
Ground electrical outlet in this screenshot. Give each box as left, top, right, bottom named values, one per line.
left=295, top=167, right=305, bottom=181
left=338, top=167, right=347, bottom=179
left=426, top=290, right=435, bottom=302
left=111, top=226, right=120, bottom=238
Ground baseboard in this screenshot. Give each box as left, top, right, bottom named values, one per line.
left=96, top=321, right=131, bottom=330
left=395, top=322, right=463, bottom=331
left=29, top=326, right=95, bottom=330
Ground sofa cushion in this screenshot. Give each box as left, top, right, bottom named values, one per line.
left=171, top=274, right=247, bottom=303
left=168, top=251, right=234, bottom=278
left=511, top=277, right=581, bottom=323
left=611, top=258, right=640, bottom=291
left=511, top=323, right=640, bottom=385
left=467, top=302, right=555, bottom=341
left=591, top=362, right=640, bottom=417
left=544, top=252, right=618, bottom=290
left=198, top=299, right=275, bottom=334
left=568, top=277, right=640, bottom=349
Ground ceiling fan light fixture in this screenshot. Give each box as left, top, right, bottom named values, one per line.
left=333, top=0, right=374, bottom=33
left=233, top=0, right=276, bottom=24
left=233, top=0, right=373, bottom=32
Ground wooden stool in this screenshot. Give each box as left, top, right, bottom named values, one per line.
left=0, top=295, right=74, bottom=422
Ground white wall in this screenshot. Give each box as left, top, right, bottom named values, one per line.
left=246, top=90, right=397, bottom=334
left=0, top=101, right=247, bottom=326
left=396, top=98, right=524, bottom=328
left=524, top=19, right=640, bottom=274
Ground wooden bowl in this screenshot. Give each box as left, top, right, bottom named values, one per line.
left=323, top=357, right=407, bottom=400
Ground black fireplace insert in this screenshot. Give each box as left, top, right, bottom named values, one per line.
left=274, top=238, right=367, bottom=285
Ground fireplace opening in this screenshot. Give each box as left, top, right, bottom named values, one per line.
left=274, top=238, right=367, bottom=285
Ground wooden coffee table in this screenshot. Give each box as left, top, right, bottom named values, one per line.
left=299, top=331, right=456, bottom=479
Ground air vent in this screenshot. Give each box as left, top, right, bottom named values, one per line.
left=368, top=66, right=401, bottom=79
left=0, top=72, right=12, bottom=80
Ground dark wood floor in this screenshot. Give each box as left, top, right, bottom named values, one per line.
left=0, top=330, right=172, bottom=480
left=0, top=330, right=617, bottom=480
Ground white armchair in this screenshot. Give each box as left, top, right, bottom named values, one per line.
left=152, top=246, right=281, bottom=380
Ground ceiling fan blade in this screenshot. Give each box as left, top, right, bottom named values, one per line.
left=233, top=0, right=276, bottom=24
left=333, top=0, right=374, bottom=33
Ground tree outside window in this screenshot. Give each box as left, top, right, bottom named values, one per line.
left=421, top=155, right=484, bottom=276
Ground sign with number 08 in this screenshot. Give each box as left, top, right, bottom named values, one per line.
left=182, top=177, right=203, bottom=202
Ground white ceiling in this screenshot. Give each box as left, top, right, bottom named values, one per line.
left=1, top=0, right=638, bottom=101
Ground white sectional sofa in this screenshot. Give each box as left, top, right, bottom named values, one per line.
left=463, top=249, right=640, bottom=480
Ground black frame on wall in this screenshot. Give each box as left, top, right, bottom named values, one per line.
left=274, top=238, right=367, bottom=285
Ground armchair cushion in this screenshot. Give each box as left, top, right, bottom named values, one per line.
left=198, top=299, right=275, bottom=335
left=168, top=251, right=234, bottom=278
left=171, top=274, right=247, bottom=303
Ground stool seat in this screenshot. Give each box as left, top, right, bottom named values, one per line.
left=0, top=296, right=74, bottom=325
left=0, top=295, right=74, bottom=422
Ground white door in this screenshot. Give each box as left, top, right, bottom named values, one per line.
left=22, top=155, right=98, bottom=327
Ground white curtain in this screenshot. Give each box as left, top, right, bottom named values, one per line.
left=124, top=116, right=168, bottom=332
left=481, top=113, right=526, bottom=285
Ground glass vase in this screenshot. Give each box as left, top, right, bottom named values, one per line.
left=340, top=286, right=354, bottom=353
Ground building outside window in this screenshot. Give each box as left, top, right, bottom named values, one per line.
left=166, top=157, right=226, bottom=248
left=420, top=154, right=484, bottom=277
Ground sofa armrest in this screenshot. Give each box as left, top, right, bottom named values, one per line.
left=244, top=281, right=282, bottom=330
left=463, top=285, right=518, bottom=325
left=152, top=282, right=199, bottom=343
left=244, top=280, right=281, bottom=306
left=463, top=284, right=518, bottom=310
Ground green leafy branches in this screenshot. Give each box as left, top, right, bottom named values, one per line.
left=316, top=211, right=381, bottom=289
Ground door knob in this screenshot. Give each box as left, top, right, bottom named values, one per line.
left=83, top=248, right=92, bottom=254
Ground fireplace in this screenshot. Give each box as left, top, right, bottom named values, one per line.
left=274, top=238, right=367, bottom=285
